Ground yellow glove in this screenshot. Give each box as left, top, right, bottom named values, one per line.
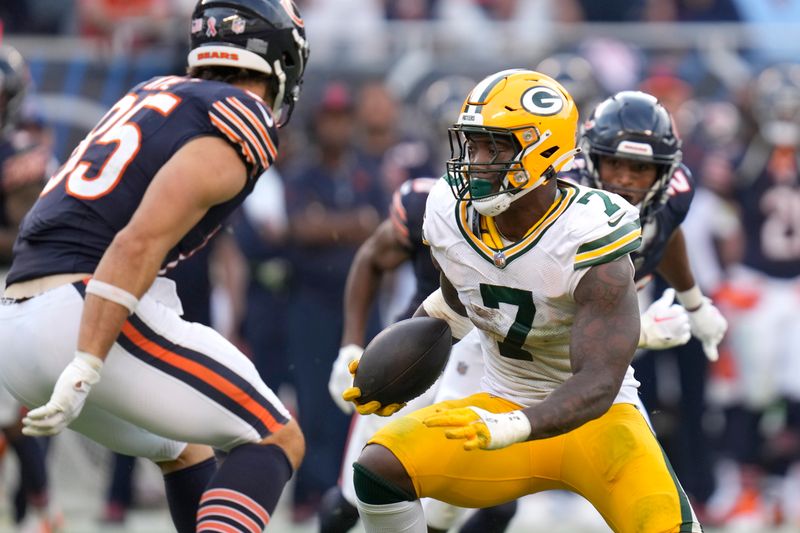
left=423, top=406, right=531, bottom=451
left=341, top=359, right=406, bottom=417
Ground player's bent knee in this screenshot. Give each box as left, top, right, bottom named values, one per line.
left=157, top=443, right=215, bottom=475
left=259, top=418, right=305, bottom=471
left=353, top=461, right=417, bottom=505
left=354, top=444, right=416, bottom=504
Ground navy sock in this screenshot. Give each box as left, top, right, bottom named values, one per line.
left=318, top=485, right=359, bottom=533
left=198, top=444, right=292, bottom=531
left=8, top=435, right=47, bottom=522
left=164, top=456, right=217, bottom=533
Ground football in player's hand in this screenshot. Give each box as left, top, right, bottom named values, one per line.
left=353, top=317, right=452, bottom=406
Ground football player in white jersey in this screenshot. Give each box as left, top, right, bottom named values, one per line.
left=341, top=69, right=703, bottom=533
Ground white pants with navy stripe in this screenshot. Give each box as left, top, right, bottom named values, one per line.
left=0, top=277, right=290, bottom=461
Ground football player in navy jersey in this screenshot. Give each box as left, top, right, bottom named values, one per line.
left=565, top=91, right=729, bottom=513
left=565, top=90, right=728, bottom=358
left=0, top=1, right=309, bottom=532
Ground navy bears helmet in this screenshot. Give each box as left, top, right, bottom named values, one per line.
left=0, top=45, right=29, bottom=135
left=580, top=90, right=682, bottom=222
left=189, top=0, right=310, bottom=126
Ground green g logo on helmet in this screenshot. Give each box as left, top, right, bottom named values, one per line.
left=521, top=86, right=564, bottom=116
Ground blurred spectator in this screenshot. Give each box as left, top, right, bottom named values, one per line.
left=579, top=38, right=644, bottom=94
left=575, top=0, right=645, bottom=21
left=536, top=52, right=605, bottom=118
left=232, top=166, right=294, bottom=393
left=436, top=0, right=579, bottom=56
left=384, top=0, right=438, bottom=19
left=731, top=0, right=800, bottom=63
left=1, top=1, right=77, bottom=34
left=676, top=0, right=740, bottom=22
left=705, top=62, right=800, bottom=528
left=282, top=81, right=385, bottom=522
left=355, top=80, right=435, bottom=194
left=302, top=0, right=385, bottom=65
left=76, top=0, right=173, bottom=51
left=415, top=74, right=477, bottom=168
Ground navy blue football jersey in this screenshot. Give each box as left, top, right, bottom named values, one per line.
left=390, top=177, right=439, bottom=319
left=735, top=147, right=800, bottom=278
left=7, top=76, right=278, bottom=284
left=561, top=156, right=695, bottom=283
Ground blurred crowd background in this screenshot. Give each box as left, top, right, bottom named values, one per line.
left=1, top=0, right=800, bottom=531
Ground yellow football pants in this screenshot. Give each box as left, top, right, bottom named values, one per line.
left=368, top=393, right=700, bottom=533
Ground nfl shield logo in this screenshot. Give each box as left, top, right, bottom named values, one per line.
left=232, top=18, right=246, bottom=34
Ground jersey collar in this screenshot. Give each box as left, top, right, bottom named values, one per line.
left=455, top=179, right=579, bottom=268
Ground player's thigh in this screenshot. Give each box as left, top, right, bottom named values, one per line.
left=368, top=393, right=556, bottom=509
left=90, top=291, right=291, bottom=451
left=70, top=402, right=185, bottom=461
left=562, top=403, right=700, bottom=533
left=434, top=327, right=486, bottom=402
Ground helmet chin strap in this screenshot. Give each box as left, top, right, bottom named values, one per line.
left=271, top=60, right=287, bottom=125
left=473, top=193, right=513, bottom=217
left=473, top=146, right=581, bottom=217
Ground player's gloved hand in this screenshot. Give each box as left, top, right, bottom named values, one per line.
left=341, top=359, right=406, bottom=417
left=639, top=288, right=691, bottom=350
left=328, top=344, right=363, bottom=414
left=423, top=406, right=531, bottom=451
left=687, top=297, right=728, bottom=362
left=22, top=351, right=103, bottom=437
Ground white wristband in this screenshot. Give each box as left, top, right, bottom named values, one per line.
left=473, top=407, right=532, bottom=450
left=676, top=285, right=703, bottom=311
left=85, top=279, right=139, bottom=315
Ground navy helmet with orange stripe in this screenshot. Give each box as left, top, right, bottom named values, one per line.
left=189, top=0, right=310, bottom=127
left=579, top=91, right=682, bottom=222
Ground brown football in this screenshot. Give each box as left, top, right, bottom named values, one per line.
left=353, top=317, right=452, bottom=406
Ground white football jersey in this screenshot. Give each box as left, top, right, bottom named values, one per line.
left=423, top=178, right=642, bottom=407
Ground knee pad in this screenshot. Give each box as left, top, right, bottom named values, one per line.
left=353, top=462, right=415, bottom=505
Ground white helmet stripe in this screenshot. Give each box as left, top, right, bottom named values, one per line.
left=468, top=68, right=527, bottom=105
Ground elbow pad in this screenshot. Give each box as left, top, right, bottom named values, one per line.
left=422, top=288, right=473, bottom=340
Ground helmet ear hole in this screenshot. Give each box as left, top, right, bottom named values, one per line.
left=540, top=146, right=559, bottom=158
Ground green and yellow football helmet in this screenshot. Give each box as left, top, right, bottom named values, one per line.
left=446, top=69, right=579, bottom=216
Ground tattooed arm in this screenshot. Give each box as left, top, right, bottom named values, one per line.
left=522, top=256, right=641, bottom=440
